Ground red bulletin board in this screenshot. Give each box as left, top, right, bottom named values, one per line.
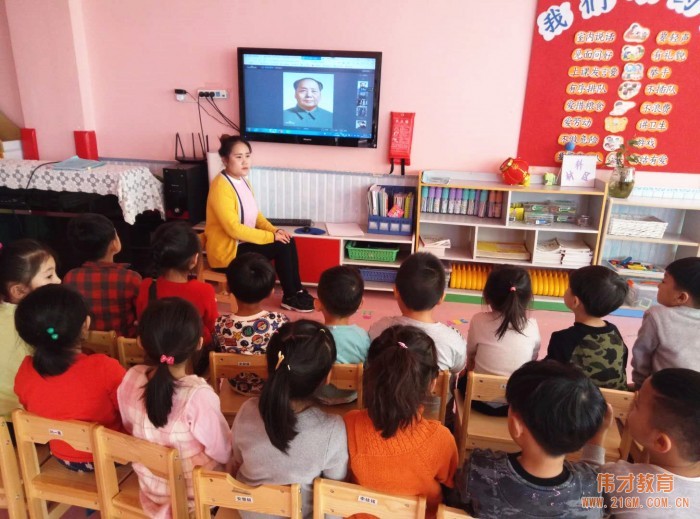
left=518, top=1, right=700, bottom=173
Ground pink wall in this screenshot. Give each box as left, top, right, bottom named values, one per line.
left=4, top=0, right=537, bottom=173
left=0, top=0, right=23, bottom=128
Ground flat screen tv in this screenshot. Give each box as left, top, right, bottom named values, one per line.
left=238, top=47, right=382, bottom=148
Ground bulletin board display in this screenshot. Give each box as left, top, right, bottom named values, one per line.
left=518, top=1, right=700, bottom=173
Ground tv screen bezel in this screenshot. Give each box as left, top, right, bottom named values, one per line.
left=237, top=47, right=382, bottom=148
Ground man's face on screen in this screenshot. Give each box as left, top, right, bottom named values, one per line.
left=295, top=79, right=321, bottom=111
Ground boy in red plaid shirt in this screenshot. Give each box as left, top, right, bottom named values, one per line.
left=64, top=214, right=141, bottom=337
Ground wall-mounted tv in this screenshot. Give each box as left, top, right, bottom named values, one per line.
left=237, top=47, right=382, bottom=148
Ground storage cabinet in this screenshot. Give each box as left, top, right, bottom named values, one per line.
left=598, top=196, right=700, bottom=316
left=416, top=171, right=608, bottom=310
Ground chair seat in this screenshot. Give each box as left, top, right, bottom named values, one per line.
left=112, top=471, right=148, bottom=517
left=219, top=380, right=255, bottom=421
left=465, top=413, right=518, bottom=453
left=31, top=457, right=101, bottom=510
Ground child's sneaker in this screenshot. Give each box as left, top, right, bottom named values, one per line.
left=281, top=293, right=314, bottom=312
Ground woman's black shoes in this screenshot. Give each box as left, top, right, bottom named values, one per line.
left=281, top=292, right=314, bottom=312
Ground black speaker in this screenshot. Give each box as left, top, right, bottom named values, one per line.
left=163, top=164, right=208, bottom=224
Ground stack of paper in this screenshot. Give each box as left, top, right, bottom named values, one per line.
left=420, top=235, right=451, bottom=257
left=559, top=238, right=593, bottom=267
left=534, top=238, right=563, bottom=265
left=476, top=241, right=531, bottom=261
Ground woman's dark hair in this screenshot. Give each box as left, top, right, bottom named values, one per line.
left=483, top=266, right=533, bottom=340
left=506, top=360, right=607, bottom=456
left=259, top=320, right=336, bottom=453
left=364, top=325, right=439, bottom=438
left=15, top=284, right=88, bottom=376
left=218, top=134, right=252, bottom=158
left=0, top=239, right=54, bottom=301
left=150, top=222, right=201, bottom=275
left=138, top=297, right=203, bottom=428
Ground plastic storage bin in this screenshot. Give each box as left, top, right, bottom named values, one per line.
left=367, top=185, right=415, bottom=236
left=346, top=241, right=400, bottom=262
left=359, top=268, right=398, bottom=283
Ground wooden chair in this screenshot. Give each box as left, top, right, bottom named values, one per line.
left=455, top=372, right=515, bottom=464
left=93, top=425, right=188, bottom=518
left=209, top=352, right=269, bottom=422
left=437, top=504, right=475, bottom=518
left=193, top=467, right=302, bottom=519
left=0, top=417, right=27, bottom=519
left=568, top=387, right=634, bottom=463
left=12, top=409, right=129, bottom=518
left=196, top=234, right=236, bottom=312
left=83, top=330, right=118, bottom=359
left=424, top=370, right=451, bottom=424
left=313, top=478, right=426, bottom=519
left=117, top=336, right=145, bottom=368
left=319, top=363, right=364, bottom=416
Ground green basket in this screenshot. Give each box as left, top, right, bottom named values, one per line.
left=346, top=241, right=400, bottom=262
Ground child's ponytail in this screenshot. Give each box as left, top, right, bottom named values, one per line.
left=138, top=297, right=203, bottom=428
left=482, top=266, right=533, bottom=340
left=259, top=320, right=336, bottom=453
left=14, top=284, right=88, bottom=376
left=364, top=325, right=439, bottom=438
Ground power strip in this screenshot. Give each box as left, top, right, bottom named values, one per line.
left=198, top=89, right=228, bottom=99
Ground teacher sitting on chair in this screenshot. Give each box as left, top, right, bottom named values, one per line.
left=204, top=135, right=313, bottom=312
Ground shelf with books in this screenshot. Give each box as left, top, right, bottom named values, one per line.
left=416, top=170, right=608, bottom=312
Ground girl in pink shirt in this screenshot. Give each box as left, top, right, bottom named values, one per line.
left=118, top=297, right=231, bottom=519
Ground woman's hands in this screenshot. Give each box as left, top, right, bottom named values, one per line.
left=274, top=228, right=291, bottom=244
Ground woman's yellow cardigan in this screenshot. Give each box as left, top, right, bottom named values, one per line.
left=204, top=174, right=277, bottom=269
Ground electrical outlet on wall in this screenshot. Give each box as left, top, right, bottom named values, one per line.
left=197, top=89, right=229, bottom=99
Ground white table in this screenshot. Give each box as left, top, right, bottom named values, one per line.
left=0, top=159, right=164, bottom=224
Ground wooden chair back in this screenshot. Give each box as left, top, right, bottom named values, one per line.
left=118, top=336, right=145, bottom=368
left=193, top=467, right=302, bottom=519
left=312, top=478, right=426, bottom=519
left=0, top=417, right=27, bottom=519
left=437, top=504, right=475, bottom=518
left=195, top=240, right=236, bottom=312
left=12, top=409, right=101, bottom=517
left=209, top=352, right=269, bottom=420
left=318, top=363, right=365, bottom=417
left=427, top=370, right=451, bottom=424
left=93, top=425, right=188, bottom=518
left=598, top=387, right=634, bottom=461
left=456, top=372, right=515, bottom=464
left=83, top=330, right=118, bottom=359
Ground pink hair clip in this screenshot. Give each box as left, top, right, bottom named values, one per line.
left=510, top=286, right=517, bottom=292
left=159, top=354, right=175, bottom=365
left=398, top=341, right=408, bottom=349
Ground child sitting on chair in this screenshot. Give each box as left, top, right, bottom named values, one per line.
left=632, top=257, right=700, bottom=388
left=452, top=360, right=607, bottom=518
left=64, top=213, right=141, bottom=337
left=545, top=265, right=629, bottom=390
left=215, top=252, right=288, bottom=395
left=584, top=367, right=700, bottom=518
left=314, top=265, right=370, bottom=405
left=370, top=252, right=466, bottom=375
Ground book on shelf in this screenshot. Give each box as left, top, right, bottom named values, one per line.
left=476, top=241, right=531, bottom=261
left=367, top=185, right=414, bottom=219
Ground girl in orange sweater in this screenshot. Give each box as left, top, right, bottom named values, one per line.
left=344, top=325, right=458, bottom=518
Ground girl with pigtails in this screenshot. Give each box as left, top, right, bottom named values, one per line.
left=344, top=325, right=459, bottom=519
left=230, top=319, right=347, bottom=519
left=118, top=297, right=231, bottom=519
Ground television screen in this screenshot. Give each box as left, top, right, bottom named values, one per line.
left=237, top=48, right=382, bottom=148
